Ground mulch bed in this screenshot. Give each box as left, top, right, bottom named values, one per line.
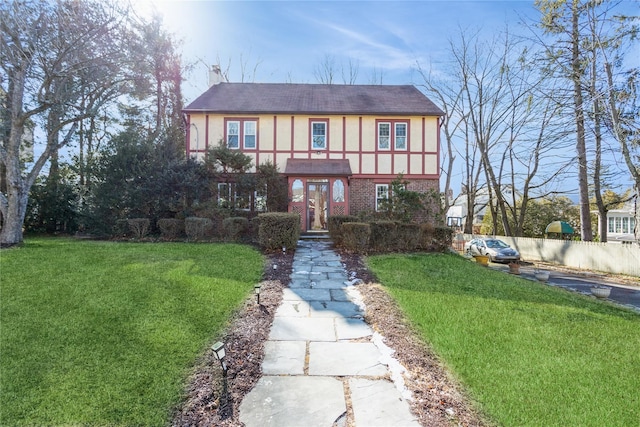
left=172, top=248, right=487, bottom=427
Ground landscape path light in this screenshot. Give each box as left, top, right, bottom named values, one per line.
left=212, top=341, right=227, bottom=375
left=254, top=284, right=262, bottom=305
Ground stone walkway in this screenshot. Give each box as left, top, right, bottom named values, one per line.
left=239, top=240, right=420, bottom=427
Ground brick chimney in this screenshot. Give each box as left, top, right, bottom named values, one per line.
left=209, top=65, right=225, bottom=86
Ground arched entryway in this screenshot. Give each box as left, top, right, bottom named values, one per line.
left=284, top=159, right=351, bottom=232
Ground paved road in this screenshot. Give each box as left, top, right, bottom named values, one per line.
left=489, top=263, right=640, bottom=312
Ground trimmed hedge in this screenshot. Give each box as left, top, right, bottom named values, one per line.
left=418, top=223, right=435, bottom=250
left=157, top=218, right=185, bottom=240
left=113, top=219, right=129, bottom=238
left=341, top=222, right=371, bottom=253
left=127, top=218, right=150, bottom=239
left=328, top=215, right=358, bottom=246
left=332, top=219, right=451, bottom=254
left=434, top=226, right=453, bottom=251
left=223, top=217, right=249, bottom=242
left=258, top=213, right=300, bottom=251
left=185, top=217, right=214, bottom=241
left=396, top=223, right=421, bottom=251
left=368, top=221, right=398, bottom=252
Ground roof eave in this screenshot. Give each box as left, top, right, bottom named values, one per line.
left=183, top=109, right=444, bottom=116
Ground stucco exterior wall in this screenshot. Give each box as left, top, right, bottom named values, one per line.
left=186, top=113, right=440, bottom=179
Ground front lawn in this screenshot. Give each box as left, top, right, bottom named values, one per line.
left=367, top=253, right=640, bottom=427
left=0, top=238, right=263, bottom=426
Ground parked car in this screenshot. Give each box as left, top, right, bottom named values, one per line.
left=464, top=238, right=520, bottom=263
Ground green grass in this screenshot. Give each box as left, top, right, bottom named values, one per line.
left=367, top=253, right=640, bottom=427
left=0, top=238, right=263, bottom=426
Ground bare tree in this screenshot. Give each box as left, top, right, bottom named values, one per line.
left=415, top=62, right=467, bottom=217
left=313, top=54, right=336, bottom=84
left=418, top=27, right=572, bottom=236
left=368, top=66, right=385, bottom=85
left=340, top=58, right=360, bottom=85
left=0, top=0, right=134, bottom=245
left=312, top=54, right=364, bottom=85
left=604, top=56, right=640, bottom=244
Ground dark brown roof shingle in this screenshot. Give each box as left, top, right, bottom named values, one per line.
left=284, top=159, right=352, bottom=176
left=184, top=83, right=444, bottom=116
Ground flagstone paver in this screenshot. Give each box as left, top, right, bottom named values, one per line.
left=239, top=239, right=420, bottom=427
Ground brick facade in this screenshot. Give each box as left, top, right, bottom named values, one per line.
left=349, top=177, right=440, bottom=223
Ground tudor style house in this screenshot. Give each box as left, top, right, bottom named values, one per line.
left=183, top=73, right=444, bottom=232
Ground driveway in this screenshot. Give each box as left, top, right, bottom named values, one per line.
left=489, top=262, right=640, bottom=312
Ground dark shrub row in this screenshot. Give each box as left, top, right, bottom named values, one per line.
left=113, top=213, right=300, bottom=250
left=334, top=219, right=452, bottom=254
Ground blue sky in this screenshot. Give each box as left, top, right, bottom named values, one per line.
left=140, top=0, right=540, bottom=101
left=137, top=0, right=638, bottom=197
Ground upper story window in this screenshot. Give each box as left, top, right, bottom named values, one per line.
left=395, top=123, right=407, bottom=150
left=377, top=120, right=408, bottom=151
left=378, top=123, right=390, bottom=150
left=311, top=120, right=328, bottom=150
left=226, top=119, right=258, bottom=150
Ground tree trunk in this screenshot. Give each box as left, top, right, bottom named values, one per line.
left=571, top=2, right=593, bottom=241
left=464, top=191, right=475, bottom=234
left=0, top=181, right=29, bottom=246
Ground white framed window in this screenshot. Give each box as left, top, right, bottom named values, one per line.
left=311, top=121, right=327, bottom=150
left=225, top=119, right=257, bottom=150
left=375, top=184, right=389, bottom=211
left=395, top=122, right=407, bottom=150
left=244, top=121, right=256, bottom=149
left=378, top=122, right=390, bottom=150
left=377, top=120, right=408, bottom=150
left=226, top=121, right=239, bottom=149
left=218, top=183, right=231, bottom=207
left=218, top=182, right=253, bottom=210
left=609, top=215, right=635, bottom=234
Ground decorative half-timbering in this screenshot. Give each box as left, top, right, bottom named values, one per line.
left=183, top=76, right=444, bottom=232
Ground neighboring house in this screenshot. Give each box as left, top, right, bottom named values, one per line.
left=183, top=71, right=444, bottom=232
left=446, top=186, right=491, bottom=234
left=594, top=199, right=637, bottom=243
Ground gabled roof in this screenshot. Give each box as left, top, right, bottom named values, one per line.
left=184, top=83, right=444, bottom=116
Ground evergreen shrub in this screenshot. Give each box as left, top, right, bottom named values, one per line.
left=328, top=215, right=358, bottom=247
left=223, top=217, right=249, bottom=242
left=192, top=207, right=230, bottom=238
left=258, top=213, right=300, bottom=251
left=341, top=222, right=371, bottom=253
left=368, top=221, right=398, bottom=252
left=434, top=226, right=454, bottom=251
left=113, top=219, right=130, bottom=238
left=185, top=217, right=214, bottom=241
left=396, top=223, right=421, bottom=251
left=250, top=216, right=261, bottom=243
left=127, top=218, right=150, bottom=239
left=157, top=219, right=185, bottom=240
left=419, top=223, right=436, bottom=250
